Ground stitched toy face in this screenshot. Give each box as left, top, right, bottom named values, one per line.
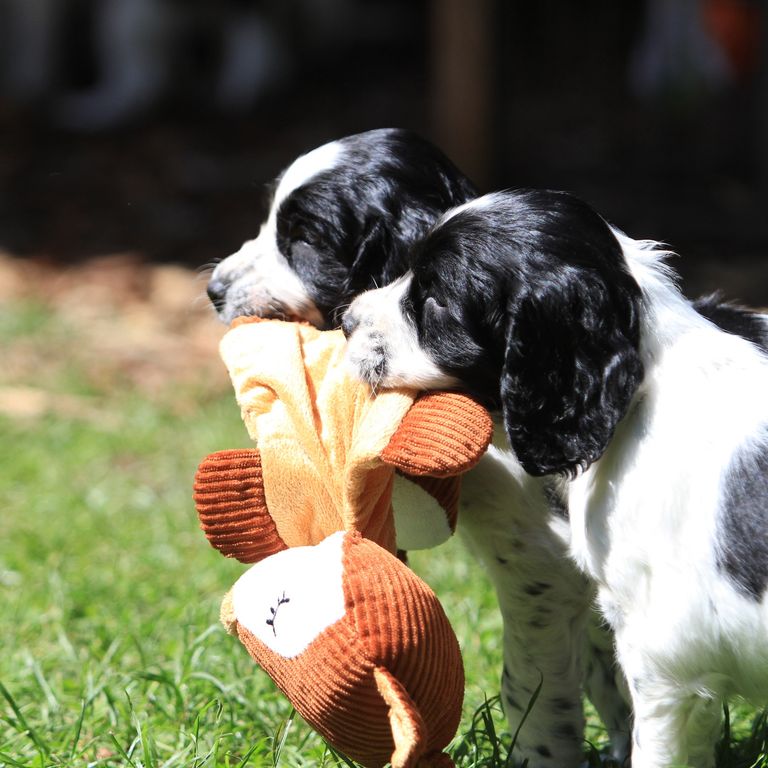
left=221, top=531, right=464, bottom=768
left=195, top=319, right=494, bottom=768
left=231, top=531, right=347, bottom=658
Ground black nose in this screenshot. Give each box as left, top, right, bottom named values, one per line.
left=207, top=278, right=227, bottom=310
left=341, top=313, right=359, bottom=339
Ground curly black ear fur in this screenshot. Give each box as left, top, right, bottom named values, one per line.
left=297, top=129, right=478, bottom=328
left=501, top=268, right=645, bottom=477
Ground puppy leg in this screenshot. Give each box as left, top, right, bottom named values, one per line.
left=583, top=613, right=633, bottom=761
left=617, top=636, right=720, bottom=768
left=685, top=696, right=723, bottom=768
left=459, top=449, right=591, bottom=767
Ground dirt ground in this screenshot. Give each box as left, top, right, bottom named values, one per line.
left=1, top=236, right=766, bottom=428
left=0, top=250, right=229, bottom=420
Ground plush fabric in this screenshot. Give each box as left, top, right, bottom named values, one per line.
left=221, top=532, right=464, bottom=768
left=214, top=317, right=492, bottom=552
left=194, top=317, right=494, bottom=768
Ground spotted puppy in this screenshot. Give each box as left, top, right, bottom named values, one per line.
left=208, top=138, right=632, bottom=767
left=343, top=188, right=768, bottom=768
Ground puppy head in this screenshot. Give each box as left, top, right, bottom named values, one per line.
left=207, top=128, right=476, bottom=329
left=344, top=190, right=645, bottom=477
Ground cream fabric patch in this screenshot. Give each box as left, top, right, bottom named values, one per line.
left=232, top=531, right=346, bottom=658
left=392, top=477, right=452, bottom=550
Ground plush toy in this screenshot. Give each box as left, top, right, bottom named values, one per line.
left=193, top=318, right=493, bottom=768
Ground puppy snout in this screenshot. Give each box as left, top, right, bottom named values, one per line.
left=341, top=312, right=359, bottom=339
left=207, top=278, right=228, bottom=310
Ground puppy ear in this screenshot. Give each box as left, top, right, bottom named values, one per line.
left=501, top=276, right=644, bottom=477
left=329, top=219, right=395, bottom=327
left=350, top=217, right=404, bottom=286
left=351, top=217, right=384, bottom=269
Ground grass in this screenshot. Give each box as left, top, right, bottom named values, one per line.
left=1, top=291, right=767, bottom=767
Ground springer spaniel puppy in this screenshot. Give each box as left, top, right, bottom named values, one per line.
left=207, top=127, right=477, bottom=329
left=342, top=188, right=768, bottom=768
left=207, top=136, right=633, bottom=766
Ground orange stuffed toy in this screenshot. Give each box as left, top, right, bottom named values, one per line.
left=193, top=318, right=493, bottom=768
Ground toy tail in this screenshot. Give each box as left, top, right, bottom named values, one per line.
left=374, top=666, right=456, bottom=768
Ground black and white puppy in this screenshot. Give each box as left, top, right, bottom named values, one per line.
left=343, top=188, right=768, bottom=768
left=209, top=139, right=632, bottom=767
left=207, top=127, right=476, bottom=329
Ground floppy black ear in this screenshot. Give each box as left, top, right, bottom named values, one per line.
left=351, top=218, right=391, bottom=276
left=501, top=274, right=644, bottom=477
left=347, top=216, right=413, bottom=295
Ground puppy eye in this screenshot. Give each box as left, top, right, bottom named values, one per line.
left=278, top=217, right=313, bottom=247
left=425, top=297, right=449, bottom=315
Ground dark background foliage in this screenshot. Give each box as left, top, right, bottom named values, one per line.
left=1, top=0, right=766, bottom=304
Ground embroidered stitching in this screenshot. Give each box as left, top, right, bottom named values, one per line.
left=266, top=592, right=290, bottom=636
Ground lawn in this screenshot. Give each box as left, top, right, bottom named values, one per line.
left=1, top=255, right=766, bottom=767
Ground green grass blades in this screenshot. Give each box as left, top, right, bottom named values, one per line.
left=1, top=295, right=767, bottom=767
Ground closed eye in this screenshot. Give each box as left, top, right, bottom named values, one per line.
left=425, top=296, right=449, bottom=314
left=288, top=227, right=312, bottom=245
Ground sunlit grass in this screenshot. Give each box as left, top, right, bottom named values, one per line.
left=1, top=294, right=766, bottom=767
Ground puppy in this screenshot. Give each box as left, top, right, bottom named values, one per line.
left=207, top=127, right=477, bottom=329
left=209, top=139, right=632, bottom=766
left=343, top=188, right=768, bottom=768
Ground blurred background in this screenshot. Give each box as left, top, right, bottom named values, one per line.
left=0, top=0, right=766, bottom=304
left=2, top=4, right=768, bottom=762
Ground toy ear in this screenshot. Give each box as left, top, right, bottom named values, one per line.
left=374, top=666, right=427, bottom=768
left=193, top=449, right=287, bottom=562
left=374, top=667, right=456, bottom=768
left=501, top=277, right=644, bottom=477
left=381, top=392, right=493, bottom=477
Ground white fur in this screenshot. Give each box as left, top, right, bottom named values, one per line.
left=563, top=236, right=768, bottom=767
left=344, top=275, right=459, bottom=389
left=210, top=140, right=343, bottom=326
left=435, top=190, right=502, bottom=226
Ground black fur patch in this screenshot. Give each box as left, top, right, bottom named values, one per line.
left=544, top=481, right=569, bottom=518
left=403, top=189, right=644, bottom=475
left=556, top=722, right=579, bottom=741
left=274, top=128, right=476, bottom=326
left=717, top=432, right=768, bottom=600
left=524, top=581, right=552, bottom=596
left=550, top=696, right=575, bottom=713
left=505, top=692, right=522, bottom=711
left=694, top=294, right=768, bottom=354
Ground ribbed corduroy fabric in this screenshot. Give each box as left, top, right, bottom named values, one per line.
left=193, top=448, right=286, bottom=562
left=231, top=532, right=463, bottom=768
left=210, top=318, right=492, bottom=555
left=381, top=392, right=494, bottom=478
